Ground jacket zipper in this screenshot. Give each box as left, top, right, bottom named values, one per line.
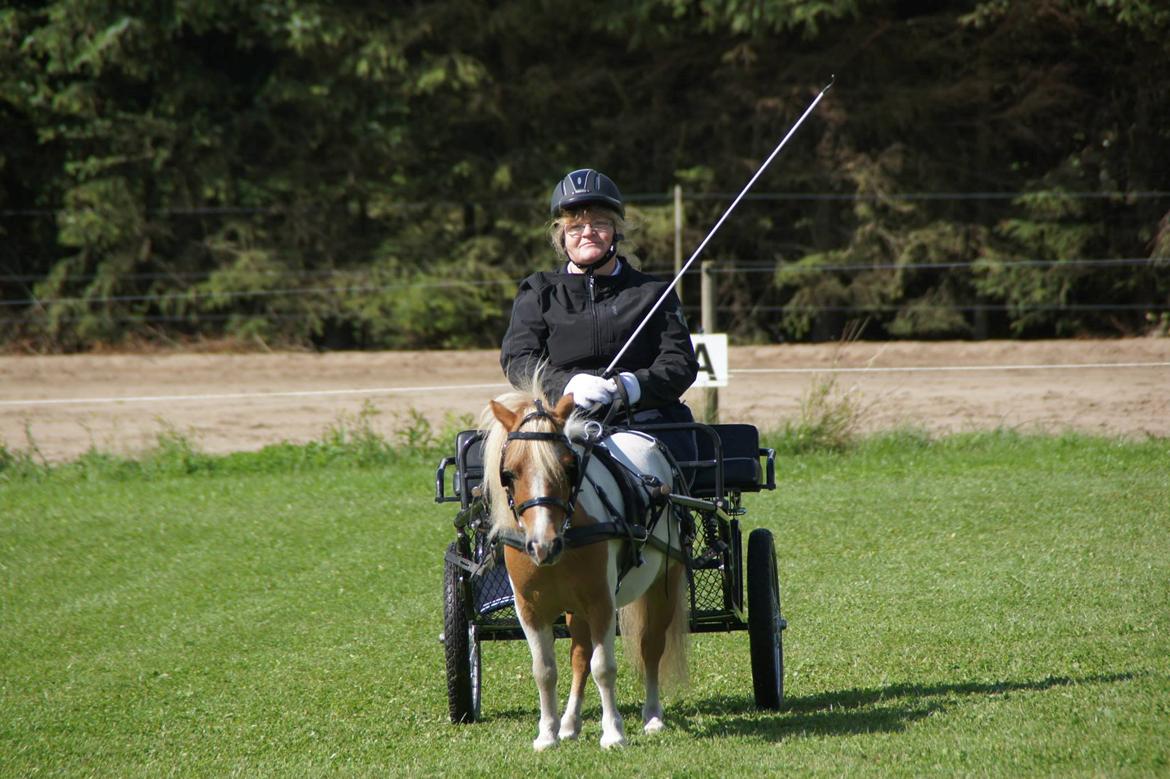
left=587, top=274, right=600, bottom=360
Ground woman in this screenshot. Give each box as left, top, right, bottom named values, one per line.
left=499, top=168, right=699, bottom=458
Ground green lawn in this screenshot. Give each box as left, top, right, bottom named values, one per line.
left=2, top=433, right=1167, bottom=776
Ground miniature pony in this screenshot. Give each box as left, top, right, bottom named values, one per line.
left=481, top=390, right=688, bottom=750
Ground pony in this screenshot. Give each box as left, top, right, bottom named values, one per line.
left=481, top=388, right=689, bottom=751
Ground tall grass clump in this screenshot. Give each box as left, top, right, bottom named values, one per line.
left=389, top=407, right=475, bottom=460
left=775, top=373, right=869, bottom=454
left=313, top=402, right=397, bottom=466
left=0, top=404, right=477, bottom=484
left=0, top=440, right=44, bottom=482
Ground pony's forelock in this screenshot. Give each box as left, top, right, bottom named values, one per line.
left=479, top=380, right=571, bottom=536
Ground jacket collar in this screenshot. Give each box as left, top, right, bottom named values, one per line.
left=562, top=257, right=625, bottom=278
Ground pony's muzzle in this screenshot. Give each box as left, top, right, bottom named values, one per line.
left=526, top=536, right=564, bottom=566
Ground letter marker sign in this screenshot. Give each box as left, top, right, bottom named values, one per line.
left=690, top=334, right=729, bottom=388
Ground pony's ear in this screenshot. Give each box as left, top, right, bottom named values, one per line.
left=552, top=393, right=576, bottom=423
left=490, top=399, right=518, bottom=430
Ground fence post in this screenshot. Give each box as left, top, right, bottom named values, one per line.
left=673, top=184, right=683, bottom=305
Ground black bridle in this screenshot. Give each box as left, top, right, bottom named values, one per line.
left=500, top=399, right=584, bottom=532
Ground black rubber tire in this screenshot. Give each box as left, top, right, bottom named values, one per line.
left=444, top=541, right=481, bottom=723
left=747, top=528, right=784, bottom=709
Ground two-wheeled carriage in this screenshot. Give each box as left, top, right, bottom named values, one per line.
left=436, top=415, right=785, bottom=726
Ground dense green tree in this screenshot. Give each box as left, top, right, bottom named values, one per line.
left=1, top=0, right=1166, bottom=349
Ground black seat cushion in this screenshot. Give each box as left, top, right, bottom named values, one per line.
left=690, top=424, right=763, bottom=496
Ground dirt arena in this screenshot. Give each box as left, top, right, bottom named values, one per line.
left=2, top=339, right=1167, bottom=462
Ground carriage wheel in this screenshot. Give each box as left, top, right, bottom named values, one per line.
left=747, top=528, right=784, bottom=709
left=444, top=541, right=482, bottom=723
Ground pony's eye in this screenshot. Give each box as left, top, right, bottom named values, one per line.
left=500, top=469, right=516, bottom=486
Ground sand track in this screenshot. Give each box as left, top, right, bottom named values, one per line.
left=2, top=339, right=1167, bottom=462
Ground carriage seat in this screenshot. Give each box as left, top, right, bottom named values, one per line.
left=685, top=423, right=771, bottom=497
left=628, top=421, right=774, bottom=498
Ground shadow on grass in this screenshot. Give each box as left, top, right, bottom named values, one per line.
left=477, top=672, right=1142, bottom=740
left=677, top=671, right=1143, bottom=741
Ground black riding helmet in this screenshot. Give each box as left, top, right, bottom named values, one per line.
left=549, top=169, right=624, bottom=217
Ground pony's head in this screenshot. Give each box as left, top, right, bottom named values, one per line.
left=481, top=388, right=586, bottom=567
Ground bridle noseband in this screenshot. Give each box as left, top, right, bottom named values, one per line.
left=500, top=399, right=583, bottom=531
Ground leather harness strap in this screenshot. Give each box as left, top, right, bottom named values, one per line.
left=495, top=521, right=686, bottom=564
left=497, top=402, right=688, bottom=586
left=500, top=400, right=582, bottom=529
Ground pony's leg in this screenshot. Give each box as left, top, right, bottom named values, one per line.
left=519, top=620, right=560, bottom=751
left=558, top=613, right=591, bottom=741
left=638, top=562, right=688, bottom=734
left=589, top=621, right=627, bottom=749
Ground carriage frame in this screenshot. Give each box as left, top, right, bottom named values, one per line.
left=435, top=420, right=786, bottom=723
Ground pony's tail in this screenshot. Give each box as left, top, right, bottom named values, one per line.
left=618, top=561, right=690, bottom=691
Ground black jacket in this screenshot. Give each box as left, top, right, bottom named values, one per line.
left=500, top=260, right=699, bottom=410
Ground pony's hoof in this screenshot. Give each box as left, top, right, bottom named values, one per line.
left=533, top=734, right=559, bottom=752
left=558, top=723, right=580, bottom=741
left=643, top=716, right=667, bottom=734
left=600, top=733, right=628, bottom=750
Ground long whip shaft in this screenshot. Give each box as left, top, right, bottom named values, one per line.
left=604, top=75, right=835, bottom=377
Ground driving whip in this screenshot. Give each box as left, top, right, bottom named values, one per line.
left=604, top=75, right=836, bottom=378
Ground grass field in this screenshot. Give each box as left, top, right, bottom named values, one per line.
left=2, top=432, right=1168, bottom=776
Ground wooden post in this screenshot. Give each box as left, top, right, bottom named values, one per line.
left=700, top=259, right=718, bottom=424
left=673, top=184, right=683, bottom=306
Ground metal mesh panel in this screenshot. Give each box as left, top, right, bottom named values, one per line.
left=471, top=562, right=517, bottom=625
left=686, top=514, right=740, bottom=625
left=690, top=567, right=728, bottom=613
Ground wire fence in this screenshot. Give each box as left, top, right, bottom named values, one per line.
left=4, top=188, right=1170, bottom=218
left=3, top=188, right=1167, bottom=343
left=2, top=257, right=1165, bottom=308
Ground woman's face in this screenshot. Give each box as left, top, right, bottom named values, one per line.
left=563, top=210, right=616, bottom=269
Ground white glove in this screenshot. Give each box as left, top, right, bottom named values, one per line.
left=616, top=371, right=641, bottom=406
left=563, top=373, right=616, bottom=409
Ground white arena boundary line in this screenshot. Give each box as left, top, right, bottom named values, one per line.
left=1, top=361, right=1168, bottom=409
left=733, top=361, right=1170, bottom=375
left=0, top=382, right=512, bottom=408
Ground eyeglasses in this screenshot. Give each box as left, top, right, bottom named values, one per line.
left=564, top=219, right=615, bottom=238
